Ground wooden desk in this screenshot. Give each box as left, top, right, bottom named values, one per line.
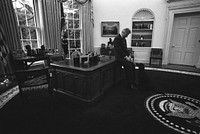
left=51, top=56, right=123, bottom=103
left=13, top=55, right=50, bottom=70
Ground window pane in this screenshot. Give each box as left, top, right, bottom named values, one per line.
left=27, top=15, right=35, bottom=26
left=23, top=41, right=31, bottom=47
left=25, top=0, right=34, bottom=8
left=18, top=14, right=26, bottom=26
left=75, top=40, right=80, bottom=48
left=26, top=9, right=33, bottom=15
left=74, top=13, right=79, bottom=19
left=30, top=29, right=37, bottom=39
left=64, top=13, right=68, bottom=19
left=63, top=30, right=69, bottom=39
left=21, top=28, right=30, bottom=39
left=68, top=0, right=73, bottom=8
left=68, top=20, right=73, bottom=28
left=31, top=41, right=38, bottom=49
left=64, top=19, right=68, bottom=28
left=75, top=30, right=80, bottom=39
left=63, top=2, right=70, bottom=8
left=26, top=6, right=34, bottom=15
left=74, top=20, right=79, bottom=28
left=69, top=30, right=74, bottom=39
left=12, top=0, right=25, bottom=14
left=68, top=13, right=73, bottom=19
left=24, top=0, right=34, bottom=14
left=69, top=40, right=75, bottom=48
left=73, top=3, right=78, bottom=9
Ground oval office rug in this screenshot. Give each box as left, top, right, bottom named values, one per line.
left=146, top=93, right=200, bottom=134
left=0, top=86, right=19, bottom=109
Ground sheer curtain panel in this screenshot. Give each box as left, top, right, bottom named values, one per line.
left=0, top=0, right=21, bottom=50
left=82, top=0, right=94, bottom=54
left=40, top=0, right=61, bottom=52
left=0, top=0, right=21, bottom=75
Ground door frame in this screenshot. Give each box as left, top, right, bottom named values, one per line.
left=163, top=0, right=200, bottom=68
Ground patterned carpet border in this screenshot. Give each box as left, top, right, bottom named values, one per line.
left=146, top=93, right=200, bottom=134
left=144, top=67, right=200, bottom=76
left=0, top=86, right=19, bottom=109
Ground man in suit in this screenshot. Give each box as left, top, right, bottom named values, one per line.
left=113, top=28, right=136, bottom=89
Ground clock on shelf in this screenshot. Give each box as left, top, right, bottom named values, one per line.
left=75, top=0, right=89, bottom=4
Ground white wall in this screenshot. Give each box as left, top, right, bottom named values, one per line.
left=93, top=0, right=168, bottom=62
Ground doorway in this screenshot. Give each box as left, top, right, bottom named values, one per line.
left=169, top=12, right=200, bottom=66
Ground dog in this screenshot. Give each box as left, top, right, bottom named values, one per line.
left=137, top=63, right=154, bottom=92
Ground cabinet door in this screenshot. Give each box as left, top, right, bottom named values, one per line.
left=73, top=75, right=86, bottom=97
left=63, top=73, right=75, bottom=93
left=102, top=68, right=114, bottom=90
left=55, top=71, right=65, bottom=90
left=91, top=72, right=101, bottom=97
left=55, top=70, right=86, bottom=98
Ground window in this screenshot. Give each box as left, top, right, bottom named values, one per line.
left=61, top=0, right=82, bottom=58
left=12, top=0, right=41, bottom=50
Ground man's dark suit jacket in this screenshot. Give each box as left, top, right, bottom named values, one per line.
left=113, top=34, right=129, bottom=60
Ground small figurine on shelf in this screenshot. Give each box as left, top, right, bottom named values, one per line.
left=150, top=24, right=153, bottom=30
left=140, top=35, right=144, bottom=40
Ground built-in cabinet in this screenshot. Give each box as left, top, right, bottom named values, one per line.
left=131, top=8, right=155, bottom=48
left=131, top=21, right=153, bottom=47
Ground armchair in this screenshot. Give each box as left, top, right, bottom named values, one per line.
left=14, top=67, right=53, bottom=102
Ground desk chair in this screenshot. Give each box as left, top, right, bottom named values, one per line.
left=149, top=48, right=163, bottom=66
left=50, top=54, right=64, bottom=63
left=15, top=67, right=53, bottom=102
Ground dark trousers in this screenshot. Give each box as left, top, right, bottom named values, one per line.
left=117, top=59, right=136, bottom=87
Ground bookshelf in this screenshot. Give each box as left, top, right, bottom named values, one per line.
left=131, top=21, right=154, bottom=47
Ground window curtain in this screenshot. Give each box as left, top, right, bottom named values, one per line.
left=82, top=0, right=94, bottom=54
left=0, top=0, right=21, bottom=75
left=0, top=23, right=13, bottom=76
left=40, top=0, right=61, bottom=52
left=0, top=0, right=21, bottom=50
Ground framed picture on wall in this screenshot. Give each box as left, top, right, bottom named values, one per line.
left=101, top=21, right=119, bottom=37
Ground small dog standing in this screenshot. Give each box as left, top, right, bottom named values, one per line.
left=137, top=63, right=154, bottom=92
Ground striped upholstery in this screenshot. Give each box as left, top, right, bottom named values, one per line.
left=15, top=67, right=52, bottom=101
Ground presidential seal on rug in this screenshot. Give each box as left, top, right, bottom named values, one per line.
left=146, top=93, right=200, bottom=134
